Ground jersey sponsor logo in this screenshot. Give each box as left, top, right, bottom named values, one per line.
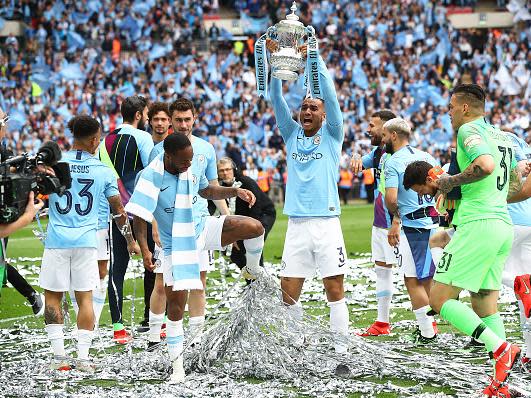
left=464, top=134, right=482, bottom=149
left=164, top=207, right=174, bottom=214
left=69, top=164, right=90, bottom=174
left=192, top=195, right=198, bottom=204
left=291, top=152, right=323, bottom=163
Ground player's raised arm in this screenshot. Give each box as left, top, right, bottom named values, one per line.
left=267, top=40, right=299, bottom=140
left=317, top=55, right=342, bottom=137
left=107, top=195, right=140, bottom=255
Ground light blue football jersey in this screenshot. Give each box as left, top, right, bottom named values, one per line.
left=150, top=135, right=217, bottom=220
left=384, top=145, right=438, bottom=229
left=152, top=169, right=209, bottom=256
left=97, top=197, right=110, bottom=230
left=190, top=136, right=218, bottom=216
left=506, top=133, right=531, bottom=227
left=45, top=150, right=119, bottom=249
left=269, top=55, right=343, bottom=217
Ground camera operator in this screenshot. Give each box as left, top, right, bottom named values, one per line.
left=0, top=109, right=45, bottom=237
left=0, top=109, right=45, bottom=315
left=209, top=157, right=276, bottom=272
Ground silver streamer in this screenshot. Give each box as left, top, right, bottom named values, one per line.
left=1, top=257, right=530, bottom=397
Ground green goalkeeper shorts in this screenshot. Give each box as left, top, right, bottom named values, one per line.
left=434, top=219, right=513, bottom=293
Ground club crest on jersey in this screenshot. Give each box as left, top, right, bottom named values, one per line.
left=198, top=154, right=205, bottom=163
left=313, top=135, right=321, bottom=145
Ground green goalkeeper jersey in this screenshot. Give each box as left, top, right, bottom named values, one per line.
left=452, top=117, right=516, bottom=226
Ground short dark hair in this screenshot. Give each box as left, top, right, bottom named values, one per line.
left=148, top=102, right=170, bottom=121
left=163, top=132, right=191, bottom=154
left=371, top=110, right=396, bottom=122
left=169, top=98, right=196, bottom=117
left=121, top=95, right=148, bottom=122
left=403, top=161, right=433, bottom=190
left=452, top=84, right=486, bottom=109
left=67, top=115, right=100, bottom=139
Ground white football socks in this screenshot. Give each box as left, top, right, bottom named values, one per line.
left=328, top=298, right=349, bottom=354
left=374, top=265, right=393, bottom=323
left=189, top=315, right=205, bottom=343
left=93, top=279, right=107, bottom=328
left=148, top=311, right=165, bottom=343
left=166, top=319, right=184, bottom=361
left=414, top=305, right=435, bottom=338
left=77, top=329, right=94, bottom=360
left=45, top=324, right=65, bottom=357
left=243, top=233, right=264, bottom=272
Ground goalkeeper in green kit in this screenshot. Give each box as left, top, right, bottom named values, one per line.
left=404, top=84, right=522, bottom=396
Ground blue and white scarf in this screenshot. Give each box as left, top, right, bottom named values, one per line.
left=125, top=153, right=202, bottom=291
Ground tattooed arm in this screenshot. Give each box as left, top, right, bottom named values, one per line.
left=384, top=187, right=401, bottom=247
left=507, top=168, right=530, bottom=203
left=436, top=154, right=495, bottom=194
left=507, top=167, right=523, bottom=199
left=108, top=195, right=140, bottom=255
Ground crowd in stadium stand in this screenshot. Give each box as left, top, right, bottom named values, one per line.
left=0, top=0, right=529, bottom=201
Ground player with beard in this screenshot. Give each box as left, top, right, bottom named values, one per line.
left=351, top=110, right=398, bottom=336
left=380, top=118, right=440, bottom=344
left=267, top=39, right=349, bottom=372
left=148, top=98, right=230, bottom=347
left=99, top=95, right=154, bottom=343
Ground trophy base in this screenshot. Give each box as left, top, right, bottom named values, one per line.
left=272, top=69, right=299, bottom=81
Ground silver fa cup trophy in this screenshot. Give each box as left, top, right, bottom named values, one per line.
left=254, top=2, right=317, bottom=98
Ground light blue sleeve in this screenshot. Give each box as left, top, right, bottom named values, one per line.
left=318, top=56, right=343, bottom=140
left=104, top=168, right=119, bottom=198
left=508, top=134, right=527, bottom=162
left=149, top=142, right=164, bottom=164
left=199, top=173, right=209, bottom=190
left=269, top=77, right=299, bottom=141
left=384, top=158, right=400, bottom=189
left=362, top=148, right=376, bottom=169
left=138, top=132, right=155, bottom=167
left=205, top=144, right=218, bottom=181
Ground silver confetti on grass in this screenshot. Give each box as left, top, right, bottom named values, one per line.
left=1, top=257, right=531, bottom=397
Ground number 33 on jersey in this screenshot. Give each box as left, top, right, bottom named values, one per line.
left=45, top=150, right=119, bottom=249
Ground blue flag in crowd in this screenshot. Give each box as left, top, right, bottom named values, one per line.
left=240, top=12, right=271, bottom=34
left=59, top=63, right=85, bottom=82
left=66, top=31, right=86, bottom=51
left=352, top=63, right=369, bottom=90
left=149, top=44, right=167, bottom=60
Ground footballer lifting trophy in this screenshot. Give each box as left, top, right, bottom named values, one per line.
left=254, top=2, right=320, bottom=99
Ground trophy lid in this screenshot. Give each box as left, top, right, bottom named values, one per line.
left=286, top=2, right=299, bottom=22
left=277, top=1, right=304, bottom=29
